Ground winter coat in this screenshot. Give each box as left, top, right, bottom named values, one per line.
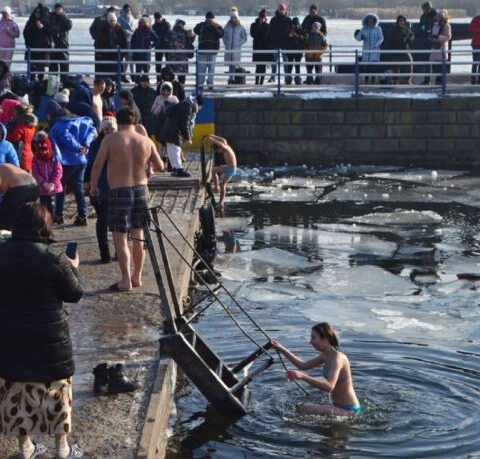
left=0, top=239, right=83, bottom=382
left=89, top=13, right=107, bottom=44
left=0, top=17, right=20, bottom=55
left=385, top=24, right=414, bottom=52
left=305, top=30, right=327, bottom=60
left=131, top=84, right=156, bottom=134
left=354, top=13, right=384, bottom=62
left=160, top=98, right=197, bottom=146
left=301, top=14, right=327, bottom=35
left=250, top=19, right=274, bottom=62
left=223, top=21, right=247, bottom=65
left=49, top=115, right=96, bottom=166
left=131, top=26, right=158, bottom=62
left=96, top=23, right=127, bottom=51
left=0, top=97, right=20, bottom=124
left=0, top=122, right=19, bottom=166
left=193, top=21, right=224, bottom=51
left=49, top=11, right=72, bottom=49
left=418, top=9, right=437, bottom=39
left=469, top=15, right=480, bottom=47
left=6, top=112, right=38, bottom=171
left=269, top=11, right=292, bottom=49
left=167, top=25, right=195, bottom=75
left=285, top=24, right=308, bottom=52
left=429, top=21, right=451, bottom=62
left=23, top=5, right=52, bottom=60
left=85, top=134, right=109, bottom=197
left=117, top=11, right=135, bottom=42
left=32, top=157, right=63, bottom=195
left=152, top=19, right=171, bottom=49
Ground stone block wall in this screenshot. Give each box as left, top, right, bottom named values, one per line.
left=214, top=96, right=480, bottom=169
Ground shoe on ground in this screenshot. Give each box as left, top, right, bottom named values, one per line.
left=108, top=363, right=140, bottom=394
left=53, top=215, right=64, bottom=224
left=268, top=77, right=275, bottom=83
left=92, top=363, right=109, bottom=395
left=175, top=168, right=191, bottom=178
left=207, top=85, right=214, bottom=90
left=61, top=444, right=84, bottom=458
left=21, top=442, right=47, bottom=459
left=73, top=216, right=87, bottom=226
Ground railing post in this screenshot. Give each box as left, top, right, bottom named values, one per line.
left=195, top=48, right=200, bottom=94
left=26, top=47, right=31, bottom=80
left=276, top=48, right=281, bottom=96
left=353, top=49, right=360, bottom=97
left=116, top=46, right=122, bottom=84
left=328, top=44, right=333, bottom=73
left=441, top=47, right=447, bottom=96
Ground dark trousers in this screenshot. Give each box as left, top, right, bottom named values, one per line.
left=40, top=195, right=54, bottom=215
left=134, top=62, right=151, bottom=82
left=91, top=195, right=110, bottom=262
left=255, top=64, right=266, bottom=84
left=155, top=51, right=165, bottom=80
left=49, top=49, right=69, bottom=81
left=55, top=164, right=87, bottom=219
left=472, top=45, right=480, bottom=85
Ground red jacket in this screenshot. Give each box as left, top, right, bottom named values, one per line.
left=7, top=113, right=37, bottom=172
left=469, top=15, right=480, bottom=47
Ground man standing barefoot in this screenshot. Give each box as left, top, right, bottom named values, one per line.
left=90, top=107, right=164, bottom=292
left=208, top=134, right=237, bottom=207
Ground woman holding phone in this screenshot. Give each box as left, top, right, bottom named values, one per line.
left=0, top=203, right=84, bottom=458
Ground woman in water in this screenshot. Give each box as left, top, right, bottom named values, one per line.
left=272, top=322, right=361, bottom=416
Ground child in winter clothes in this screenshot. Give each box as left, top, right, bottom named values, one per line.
left=31, top=130, right=63, bottom=215
left=0, top=121, right=18, bottom=166
left=151, top=81, right=179, bottom=116
left=6, top=103, right=38, bottom=172
left=305, top=21, right=327, bottom=84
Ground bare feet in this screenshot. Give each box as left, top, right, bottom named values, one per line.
left=131, top=279, right=142, bottom=288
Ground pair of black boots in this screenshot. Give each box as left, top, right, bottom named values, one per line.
left=93, top=363, right=140, bottom=395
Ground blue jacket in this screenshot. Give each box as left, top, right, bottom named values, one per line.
left=0, top=123, right=19, bottom=166
left=49, top=116, right=96, bottom=166
left=354, top=13, right=384, bottom=62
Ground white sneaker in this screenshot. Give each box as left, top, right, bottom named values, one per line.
left=22, top=442, right=47, bottom=459
left=57, top=444, right=84, bottom=459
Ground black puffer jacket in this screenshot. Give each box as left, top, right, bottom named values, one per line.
left=269, top=11, right=292, bottom=49
left=159, top=98, right=197, bottom=146
left=0, top=239, right=83, bottom=382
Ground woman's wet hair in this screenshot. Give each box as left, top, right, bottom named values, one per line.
left=12, top=202, right=53, bottom=241
left=312, top=322, right=340, bottom=349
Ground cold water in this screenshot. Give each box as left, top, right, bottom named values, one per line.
left=167, top=165, right=480, bottom=458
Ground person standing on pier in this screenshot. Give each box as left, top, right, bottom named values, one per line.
left=427, top=9, right=451, bottom=85
left=250, top=9, right=273, bottom=85
left=469, top=10, right=480, bottom=85
left=49, top=3, right=72, bottom=83
left=194, top=12, right=224, bottom=91
left=89, top=107, right=164, bottom=292
left=269, top=3, right=292, bottom=85
left=223, top=7, right=248, bottom=84
left=118, top=4, right=136, bottom=82
left=130, top=16, right=158, bottom=83
left=416, top=1, right=437, bottom=84
left=354, top=13, right=383, bottom=85
left=0, top=6, right=20, bottom=67
left=166, top=18, right=195, bottom=85
left=152, top=12, right=171, bottom=81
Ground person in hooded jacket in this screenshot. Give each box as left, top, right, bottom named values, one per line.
left=6, top=102, right=38, bottom=172
left=250, top=9, right=274, bottom=85
left=167, top=18, right=195, bottom=85
left=0, top=6, right=20, bottom=66
left=101, top=78, right=116, bottom=114
left=46, top=100, right=96, bottom=226
left=0, top=121, right=18, bottom=166
left=23, top=3, right=52, bottom=82
left=269, top=3, right=293, bottom=84
left=130, top=16, right=158, bottom=82
left=223, top=8, right=248, bottom=84
left=131, top=74, right=156, bottom=135
left=48, top=3, right=72, bottom=81
left=354, top=13, right=383, bottom=84
left=159, top=66, right=185, bottom=101
left=384, top=15, right=414, bottom=84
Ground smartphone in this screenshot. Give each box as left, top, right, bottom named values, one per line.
left=66, top=241, right=77, bottom=259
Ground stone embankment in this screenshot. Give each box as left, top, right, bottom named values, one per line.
left=215, top=96, right=480, bottom=169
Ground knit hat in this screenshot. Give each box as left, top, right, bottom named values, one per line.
left=32, top=130, right=53, bottom=161
left=100, top=115, right=117, bottom=132
left=278, top=3, right=287, bottom=11
left=53, top=88, right=70, bottom=104
left=1, top=6, right=12, bottom=14
left=175, top=18, right=185, bottom=27
left=206, top=11, right=214, bottom=19
left=160, top=81, right=173, bottom=92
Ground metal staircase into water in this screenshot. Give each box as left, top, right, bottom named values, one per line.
left=145, top=206, right=274, bottom=417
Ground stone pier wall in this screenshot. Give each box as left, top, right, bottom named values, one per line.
left=214, top=96, right=480, bottom=169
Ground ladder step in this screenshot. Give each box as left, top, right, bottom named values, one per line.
left=230, top=359, right=274, bottom=395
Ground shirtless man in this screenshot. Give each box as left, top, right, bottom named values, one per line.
left=0, top=163, right=38, bottom=230
left=90, top=107, right=164, bottom=292
left=92, top=77, right=105, bottom=121
left=208, top=134, right=237, bottom=206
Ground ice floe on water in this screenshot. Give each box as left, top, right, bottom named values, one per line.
left=215, top=216, right=253, bottom=236
left=272, top=177, right=336, bottom=189
left=365, top=169, right=468, bottom=184
left=254, top=189, right=320, bottom=202
left=215, top=247, right=321, bottom=281
left=301, top=265, right=419, bottom=297
left=346, top=210, right=443, bottom=226
left=249, top=225, right=397, bottom=258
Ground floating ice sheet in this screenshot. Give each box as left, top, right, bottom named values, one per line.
left=215, top=216, right=253, bottom=236
left=215, top=247, right=321, bottom=281
left=365, top=169, right=468, bottom=184
left=346, top=210, right=443, bottom=226
left=249, top=225, right=397, bottom=257
left=272, top=177, right=336, bottom=189
left=254, top=189, right=320, bottom=202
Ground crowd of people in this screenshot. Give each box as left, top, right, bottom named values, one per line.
left=1, top=2, right=480, bottom=88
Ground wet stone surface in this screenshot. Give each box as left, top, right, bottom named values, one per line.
left=0, top=201, right=163, bottom=458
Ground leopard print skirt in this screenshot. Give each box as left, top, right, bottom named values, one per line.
left=0, top=377, right=72, bottom=436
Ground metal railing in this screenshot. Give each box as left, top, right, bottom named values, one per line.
left=5, top=44, right=480, bottom=96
